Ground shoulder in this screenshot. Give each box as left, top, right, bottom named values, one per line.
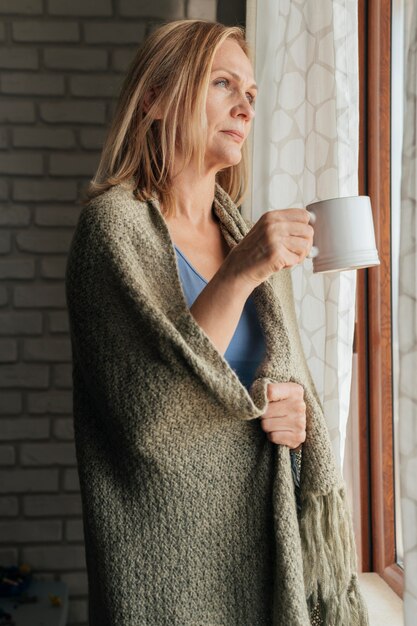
left=75, top=183, right=155, bottom=242
left=66, top=185, right=156, bottom=287
left=83, top=183, right=148, bottom=223
left=68, top=185, right=157, bottom=274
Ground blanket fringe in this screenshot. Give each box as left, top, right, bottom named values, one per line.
left=300, top=485, right=369, bottom=625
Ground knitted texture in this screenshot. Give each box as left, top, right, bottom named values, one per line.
left=65, top=181, right=369, bottom=626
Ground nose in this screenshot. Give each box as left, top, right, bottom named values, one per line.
left=231, top=92, right=255, bottom=122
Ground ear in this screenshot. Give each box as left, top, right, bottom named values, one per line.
left=143, top=87, right=162, bottom=119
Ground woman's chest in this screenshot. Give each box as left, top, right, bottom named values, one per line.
left=166, top=223, right=231, bottom=283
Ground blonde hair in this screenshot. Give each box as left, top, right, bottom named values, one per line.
left=80, top=19, right=253, bottom=217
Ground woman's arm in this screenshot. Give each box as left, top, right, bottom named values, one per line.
left=188, top=238, right=307, bottom=452
left=188, top=263, right=255, bottom=355
left=188, top=209, right=314, bottom=356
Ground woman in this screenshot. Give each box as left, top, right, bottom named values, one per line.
left=65, top=19, right=369, bottom=626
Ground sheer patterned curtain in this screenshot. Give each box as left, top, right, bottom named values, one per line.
left=399, top=0, right=417, bottom=622
left=244, top=0, right=359, bottom=468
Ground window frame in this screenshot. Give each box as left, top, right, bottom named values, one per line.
left=356, top=0, right=404, bottom=597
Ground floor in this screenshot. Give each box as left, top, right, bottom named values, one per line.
left=358, top=573, right=404, bottom=626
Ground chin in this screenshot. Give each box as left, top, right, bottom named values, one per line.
left=206, top=149, right=243, bottom=171
left=220, top=151, right=243, bottom=167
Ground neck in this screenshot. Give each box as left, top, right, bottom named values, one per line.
left=166, top=162, right=219, bottom=229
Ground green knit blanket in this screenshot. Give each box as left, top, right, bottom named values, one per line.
left=65, top=181, right=369, bottom=625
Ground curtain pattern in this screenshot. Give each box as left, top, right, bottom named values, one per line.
left=399, top=0, right=417, bottom=621
left=244, top=0, right=359, bottom=468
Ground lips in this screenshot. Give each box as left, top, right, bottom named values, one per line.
left=221, top=130, right=244, bottom=141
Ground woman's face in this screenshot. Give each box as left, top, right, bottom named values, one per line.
left=204, top=38, right=257, bottom=172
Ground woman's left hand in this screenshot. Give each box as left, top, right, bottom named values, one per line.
left=259, top=382, right=306, bottom=450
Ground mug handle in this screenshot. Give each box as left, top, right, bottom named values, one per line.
left=306, top=209, right=316, bottom=224
left=306, top=210, right=319, bottom=259
left=307, top=246, right=319, bottom=259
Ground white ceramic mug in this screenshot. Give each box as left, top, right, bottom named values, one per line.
left=306, top=195, right=380, bottom=273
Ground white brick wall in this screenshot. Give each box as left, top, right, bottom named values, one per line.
left=0, top=1, right=240, bottom=624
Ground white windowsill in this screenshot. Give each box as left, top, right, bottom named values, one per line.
left=358, top=573, right=404, bottom=626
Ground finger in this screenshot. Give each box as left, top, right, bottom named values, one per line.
left=260, top=399, right=289, bottom=419
left=260, top=416, right=290, bottom=433
left=283, top=235, right=312, bottom=256
left=267, top=217, right=314, bottom=238
left=267, top=431, right=301, bottom=447
left=266, top=382, right=304, bottom=402
left=278, top=221, right=314, bottom=238
left=270, top=208, right=312, bottom=224
left=266, top=383, right=286, bottom=402
left=262, top=404, right=306, bottom=427
left=279, top=250, right=303, bottom=271
left=267, top=424, right=306, bottom=446
left=261, top=404, right=305, bottom=430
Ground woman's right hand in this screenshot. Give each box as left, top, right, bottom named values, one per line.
left=224, top=209, right=314, bottom=289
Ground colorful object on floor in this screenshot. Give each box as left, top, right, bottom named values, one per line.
left=0, top=581, right=68, bottom=626
left=48, top=594, right=61, bottom=608
left=0, top=565, right=32, bottom=598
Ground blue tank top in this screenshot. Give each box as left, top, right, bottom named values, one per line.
left=174, top=244, right=266, bottom=390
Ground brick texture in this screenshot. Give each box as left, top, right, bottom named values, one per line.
left=0, top=520, right=62, bottom=543
left=35, top=206, right=81, bottom=227
left=0, top=152, right=43, bottom=175
left=0, top=446, right=16, bottom=465
left=44, top=48, right=108, bottom=71
left=0, top=259, right=35, bottom=279
left=0, top=312, right=42, bottom=335
left=0, top=48, right=39, bottom=70
left=187, top=0, right=217, bottom=20
left=1, top=73, right=65, bottom=96
left=0, top=100, right=36, bottom=123
left=63, top=469, right=80, bottom=491
left=0, top=497, right=19, bottom=516
left=13, top=128, right=76, bottom=149
left=61, top=571, right=88, bottom=596
left=0, top=418, right=50, bottom=439
left=0, top=339, right=18, bottom=362
left=12, top=180, right=78, bottom=202
left=0, top=470, right=58, bottom=493
left=20, top=442, right=77, bottom=466
left=13, top=284, right=67, bottom=308
left=84, top=22, right=146, bottom=44
left=40, top=101, right=107, bottom=124
left=119, top=0, right=185, bottom=19
left=1, top=2, right=243, bottom=625
left=48, top=0, right=112, bottom=17
left=16, top=230, right=73, bottom=253
left=48, top=312, right=69, bottom=333
left=0, top=392, right=22, bottom=414
left=23, top=494, right=82, bottom=516
left=0, top=205, right=31, bottom=226
left=0, top=127, right=8, bottom=148
left=0, top=286, right=9, bottom=306
left=0, top=0, right=43, bottom=14
left=12, top=21, right=80, bottom=43
left=0, top=232, right=11, bottom=253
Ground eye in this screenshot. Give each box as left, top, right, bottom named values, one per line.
left=214, top=78, right=229, bottom=88
left=214, top=78, right=256, bottom=107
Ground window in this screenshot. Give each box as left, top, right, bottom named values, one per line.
left=356, top=0, right=404, bottom=595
